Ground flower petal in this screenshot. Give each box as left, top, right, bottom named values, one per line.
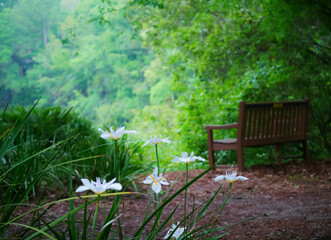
left=152, top=183, right=161, bottom=193
left=214, top=175, right=225, bottom=182
left=142, top=140, right=150, bottom=147
left=161, top=137, right=171, bottom=143
left=81, top=179, right=91, bottom=185
left=193, top=156, right=205, bottom=161
left=96, top=177, right=102, bottom=184
left=124, top=130, right=137, bottom=134
left=98, top=128, right=104, bottom=133
left=236, top=176, right=248, bottom=181
left=107, top=183, right=122, bottom=191
left=100, top=131, right=111, bottom=139
left=108, top=178, right=116, bottom=185
left=171, top=155, right=180, bottom=162
left=153, top=167, right=159, bottom=175
left=160, top=178, right=169, bottom=185
left=75, top=186, right=90, bottom=193
left=118, top=126, right=125, bottom=132
left=143, top=178, right=153, bottom=184
left=164, top=228, right=172, bottom=239
left=225, top=176, right=233, bottom=182
left=109, top=126, right=115, bottom=134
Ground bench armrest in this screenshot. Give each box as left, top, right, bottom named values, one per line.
left=204, top=123, right=238, bottom=130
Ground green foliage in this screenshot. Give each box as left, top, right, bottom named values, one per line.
left=1, top=0, right=330, bottom=169
left=0, top=0, right=154, bottom=125
left=0, top=102, right=252, bottom=239
left=129, top=102, right=179, bottom=168
left=0, top=113, right=256, bottom=239
left=31, top=3, right=154, bottom=123
left=127, top=0, right=331, bottom=163
left=0, top=104, right=144, bottom=239
left=0, top=105, right=140, bottom=189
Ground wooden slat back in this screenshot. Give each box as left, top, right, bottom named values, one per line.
left=238, top=99, right=309, bottom=146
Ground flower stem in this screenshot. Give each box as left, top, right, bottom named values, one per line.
left=114, top=140, right=120, bottom=182
left=154, top=192, right=158, bottom=209
left=91, top=195, right=101, bottom=240
left=184, top=163, right=189, bottom=231
left=104, top=196, right=107, bottom=223
left=117, top=209, right=123, bottom=240
left=155, top=144, right=160, bottom=175
left=69, top=155, right=76, bottom=238
left=153, top=192, right=159, bottom=230
left=219, top=183, right=232, bottom=215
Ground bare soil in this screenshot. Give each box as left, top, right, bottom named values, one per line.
left=15, top=159, right=331, bottom=239
left=116, top=159, right=331, bottom=239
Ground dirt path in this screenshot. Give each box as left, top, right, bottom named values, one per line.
left=17, top=159, right=329, bottom=239
left=117, top=159, right=331, bottom=239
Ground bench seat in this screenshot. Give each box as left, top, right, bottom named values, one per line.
left=205, top=99, right=309, bottom=171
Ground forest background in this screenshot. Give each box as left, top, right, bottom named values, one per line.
left=0, top=0, right=330, bottom=168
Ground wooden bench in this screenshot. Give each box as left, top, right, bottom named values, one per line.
left=205, top=99, right=309, bottom=171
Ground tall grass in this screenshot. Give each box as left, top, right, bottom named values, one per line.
left=0, top=104, right=143, bottom=238
left=0, top=104, right=257, bottom=239
left=0, top=106, right=142, bottom=188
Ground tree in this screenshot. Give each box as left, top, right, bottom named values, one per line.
left=124, top=0, right=331, bottom=157
left=28, top=0, right=153, bottom=123
left=1, top=0, right=155, bottom=125
left=0, top=0, right=65, bottom=105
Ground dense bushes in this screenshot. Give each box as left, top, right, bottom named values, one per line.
left=0, top=105, right=141, bottom=192
left=125, top=0, right=331, bottom=164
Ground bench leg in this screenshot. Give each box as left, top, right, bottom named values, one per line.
left=207, top=129, right=215, bottom=167
left=208, top=149, right=215, bottom=168
left=302, top=140, right=309, bottom=161
left=275, top=144, right=281, bottom=164
left=237, top=147, right=244, bottom=171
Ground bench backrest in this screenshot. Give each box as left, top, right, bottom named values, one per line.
left=237, top=99, right=309, bottom=147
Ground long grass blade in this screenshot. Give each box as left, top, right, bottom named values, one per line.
left=0, top=99, right=39, bottom=160
left=196, top=214, right=262, bottom=238
left=40, top=218, right=66, bottom=240
left=1, top=192, right=134, bottom=232
left=32, top=155, right=105, bottom=176
left=133, top=164, right=216, bottom=238
left=6, top=223, right=57, bottom=240
left=0, top=124, right=13, bottom=141
left=0, top=137, right=72, bottom=179
left=23, top=192, right=134, bottom=240
left=147, top=204, right=179, bottom=240
left=195, top=183, right=223, bottom=221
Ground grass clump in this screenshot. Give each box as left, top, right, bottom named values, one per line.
left=0, top=103, right=257, bottom=239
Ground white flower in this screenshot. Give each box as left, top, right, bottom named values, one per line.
left=214, top=171, right=248, bottom=183
left=98, top=126, right=136, bottom=140
left=76, top=177, right=122, bottom=194
left=172, top=152, right=205, bottom=164
left=164, top=222, right=185, bottom=239
left=1, top=157, right=6, bottom=164
left=143, top=167, right=169, bottom=193
left=142, top=135, right=171, bottom=147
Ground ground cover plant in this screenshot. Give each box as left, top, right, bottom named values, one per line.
left=0, top=105, right=257, bottom=239
left=0, top=105, right=141, bottom=185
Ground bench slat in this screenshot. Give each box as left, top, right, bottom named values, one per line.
left=205, top=99, right=309, bottom=171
